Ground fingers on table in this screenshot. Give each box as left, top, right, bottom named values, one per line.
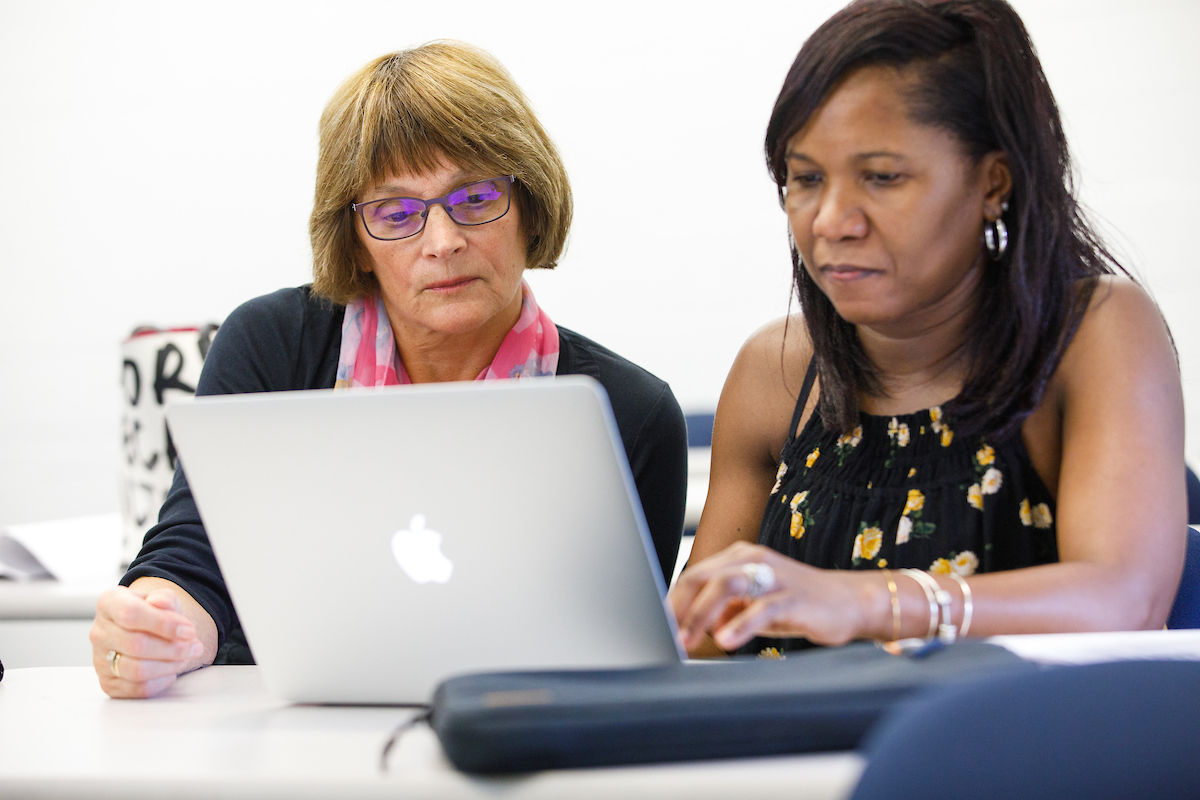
left=102, top=587, right=196, bottom=642
left=103, top=626, right=203, bottom=664
left=671, top=542, right=763, bottom=609
left=677, top=566, right=761, bottom=649
left=92, top=644, right=186, bottom=680
left=89, top=634, right=192, bottom=698
left=143, top=587, right=186, bottom=614
left=92, top=656, right=180, bottom=699
left=90, top=587, right=200, bottom=697
left=712, top=596, right=781, bottom=651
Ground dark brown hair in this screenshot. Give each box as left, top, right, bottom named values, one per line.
left=767, top=0, right=1124, bottom=438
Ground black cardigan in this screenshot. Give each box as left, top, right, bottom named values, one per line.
left=122, top=286, right=688, bottom=662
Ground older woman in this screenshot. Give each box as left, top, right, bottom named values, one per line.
left=672, top=0, right=1185, bottom=655
left=91, top=42, right=687, bottom=698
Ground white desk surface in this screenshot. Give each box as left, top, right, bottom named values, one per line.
left=4, top=631, right=1200, bottom=799
left=0, top=664, right=865, bottom=800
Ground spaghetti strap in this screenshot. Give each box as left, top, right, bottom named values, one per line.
left=788, top=358, right=818, bottom=440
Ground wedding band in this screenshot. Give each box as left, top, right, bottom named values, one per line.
left=108, top=649, right=122, bottom=679
left=742, top=562, right=776, bottom=599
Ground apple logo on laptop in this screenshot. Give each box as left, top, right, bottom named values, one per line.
left=390, top=513, right=454, bottom=584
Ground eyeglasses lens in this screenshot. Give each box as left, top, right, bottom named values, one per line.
left=364, top=197, right=427, bottom=239
left=360, top=178, right=511, bottom=240
left=445, top=179, right=509, bottom=225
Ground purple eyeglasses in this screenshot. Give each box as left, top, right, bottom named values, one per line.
left=351, top=175, right=516, bottom=241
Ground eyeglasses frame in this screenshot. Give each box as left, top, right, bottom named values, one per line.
left=350, top=175, right=517, bottom=241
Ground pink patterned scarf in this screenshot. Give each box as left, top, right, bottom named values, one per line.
left=334, top=280, right=559, bottom=388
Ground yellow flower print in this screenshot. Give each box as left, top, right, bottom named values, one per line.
left=1033, top=503, right=1054, bottom=529
left=951, top=551, right=979, bottom=576
left=940, top=427, right=954, bottom=447
left=1019, top=498, right=1032, bottom=526
left=854, top=526, right=883, bottom=561
left=930, top=406, right=943, bottom=425
left=981, top=467, right=1003, bottom=495
left=789, top=492, right=808, bottom=539
left=771, top=461, right=787, bottom=495
left=967, top=484, right=984, bottom=511
left=897, top=423, right=910, bottom=447
left=877, top=558, right=888, bottom=568
left=908, top=467, right=917, bottom=478
left=806, top=447, right=820, bottom=468
left=896, top=515, right=913, bottom=545
left=929, top=558, right=952, bottom=575
left=759, top=647, right=784, bottom=659
left=836, top=426, right=864, bottom=448
left=888, top=417, right=899, bottom=439
left=976, top=444, right=996, bottom=466
left=903, top=489, right=926, bottom=515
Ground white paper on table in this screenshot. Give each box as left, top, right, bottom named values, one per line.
left=0, top=535, right=53, bottom=579
left=0, top=513, right=122, bottom=583
left=990, top=629, right=1200, bottom=665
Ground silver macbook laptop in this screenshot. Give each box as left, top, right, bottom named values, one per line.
left=166, top=376, right=684, bottom=704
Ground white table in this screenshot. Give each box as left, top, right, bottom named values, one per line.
left=0, top=665, right=864, bottom=799
left=4, top=630, right=1200, bottom=799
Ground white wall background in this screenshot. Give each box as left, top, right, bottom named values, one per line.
left=2, top=0, right=1198, bottom=524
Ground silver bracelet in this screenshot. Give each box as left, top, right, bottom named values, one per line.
left=899, top=569, right=940, bottom=641
left=907, top=570, right=958, bottom=643
left=948, top=572, right=973, bottom=638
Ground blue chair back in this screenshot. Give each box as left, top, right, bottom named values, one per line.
left=684, top=413, right=714, bottom=449
left=1167, top=526, right=1200, bottom=629
left=850, top=660, right=1200, bottom=800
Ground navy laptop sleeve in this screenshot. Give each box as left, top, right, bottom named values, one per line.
left=430, top=640, right=1035, bottom=773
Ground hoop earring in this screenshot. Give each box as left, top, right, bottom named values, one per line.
left=788, top=231, right=805, bottom=271
left=984, top=217, right=1008, bottom=261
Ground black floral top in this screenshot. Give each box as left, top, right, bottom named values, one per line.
left=746, top=361, right=1058, bottom=654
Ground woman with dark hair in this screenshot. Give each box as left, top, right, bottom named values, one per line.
left=671, top=0, right=1185, bottom=655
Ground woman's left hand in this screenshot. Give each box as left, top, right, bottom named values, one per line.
left=669, top=541, right=886, bottom=653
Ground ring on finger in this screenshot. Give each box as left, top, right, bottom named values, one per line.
left=107, top=649, right=122, bottom=679
left=742, top=562, right=776, bottom=599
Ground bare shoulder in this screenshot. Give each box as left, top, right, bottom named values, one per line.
left=727, top=314, right=812, bottom=397
left=1057, top=275, right=1177, bottom=388
left=1081, top=275, right=1168, bottom=328
left=717, top=314, right=813, bottom=466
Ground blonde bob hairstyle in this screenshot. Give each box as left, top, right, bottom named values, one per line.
left=310, top=41, right=573, bottom=304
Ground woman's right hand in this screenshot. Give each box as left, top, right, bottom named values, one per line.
left=89, top=578, right=216, bottom=698
left=670, top=541, right=890, bottom=653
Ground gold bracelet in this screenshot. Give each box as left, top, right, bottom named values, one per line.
left=900, top=569, right=939, bottom=640
left=881, top=569, right=901, bottom=641
left=948, top=572, right=973, bottom=638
